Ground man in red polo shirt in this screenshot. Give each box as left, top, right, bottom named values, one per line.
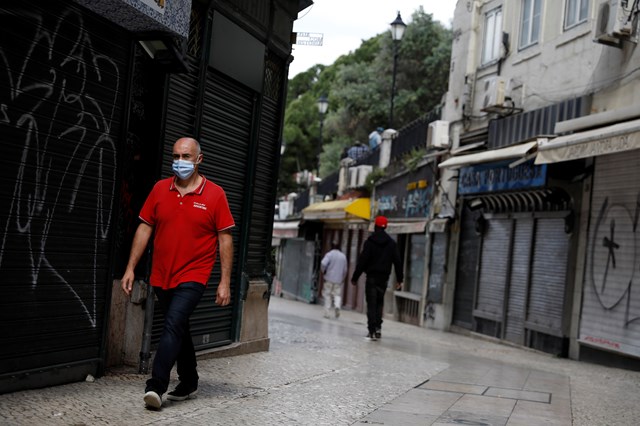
left=121, top=137, right=234, bottom=409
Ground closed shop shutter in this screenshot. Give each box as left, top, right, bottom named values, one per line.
left=0, top=0, right=129, bottom=392
left=280, top=238, right=315, bottom=302
left=191, top=70, right=254, bottom=348
left=527, top=218, right=568, bottom=336
left=245, top=52, right=285, bottom=279
left=504, top=219, right=533, bottom=344
left=152, top=69, right=254, bottom=350
left=580, top=151, right=640, bottom=357
left=246, top=94, right=279, bottom=276
left=163, top=56, right=201, bottom=145
left=453, top=204, right=481, bottom=329
left=475, top=218, right=512, bottom=331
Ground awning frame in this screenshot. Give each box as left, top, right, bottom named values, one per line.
left=535, top=118, right=640, bottom=164
left=439, top=141, right=538, bottom=169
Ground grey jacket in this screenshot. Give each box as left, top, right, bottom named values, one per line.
left=321, top=249, right=348, bottom=284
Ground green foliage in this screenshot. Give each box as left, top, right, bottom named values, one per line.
left=364, top=167, right=387, bottom=193
left=278, top=6, right=452, bottom=197
left=402, top=147, right=427, bottom=172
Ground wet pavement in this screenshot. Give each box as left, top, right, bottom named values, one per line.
left=1, top=296, right=639, bottom=425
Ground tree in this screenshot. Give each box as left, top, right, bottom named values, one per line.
left=278, top=7, right=452, bottom=197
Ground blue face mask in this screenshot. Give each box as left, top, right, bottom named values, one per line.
left=172, top=159, right=196, bottom=180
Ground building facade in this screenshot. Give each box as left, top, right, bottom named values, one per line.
left=435, top=0, right=640, bottom=365
left=0, top=0, right=309, bottom=394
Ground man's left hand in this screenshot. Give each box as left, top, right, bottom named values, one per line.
left=215, top=283, right=231, bottom=306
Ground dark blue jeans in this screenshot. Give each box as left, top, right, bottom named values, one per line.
left=146, top=282, right=205, bottom=394
left=365, top=276, right=388, bottom=334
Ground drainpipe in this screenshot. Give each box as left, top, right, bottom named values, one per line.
left=138, top=281, right=154, bottom=374
left=139, top=248, right=154, bottom=374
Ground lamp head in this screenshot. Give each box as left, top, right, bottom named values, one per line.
left=390, top=12, right=407, bottom=41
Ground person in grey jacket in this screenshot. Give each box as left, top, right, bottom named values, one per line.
left=320, top=241, right=348, bottom=318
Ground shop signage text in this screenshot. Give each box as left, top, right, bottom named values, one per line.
left=458, top=160, right=547, bottom=195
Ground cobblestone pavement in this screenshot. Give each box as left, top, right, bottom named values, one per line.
left=1, top=296, right=639, bottom=425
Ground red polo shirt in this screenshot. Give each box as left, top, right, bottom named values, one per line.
left=139, top=176, right=235, bottom=289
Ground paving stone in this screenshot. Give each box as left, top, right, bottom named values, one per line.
left=485, top=386, right=551, bottom=403
left=419, top=380, right=487, bottom=395
left=0, top=297, right=638, bottom=426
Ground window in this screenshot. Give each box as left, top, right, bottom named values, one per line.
left=482, top=7, right=503, bottom=65
left=564, top=0, right=589, bottom=29
left=520, top=0, right=542, bottom=49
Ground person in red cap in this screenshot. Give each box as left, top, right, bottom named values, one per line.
left=351, top=215, right=403, bottom=341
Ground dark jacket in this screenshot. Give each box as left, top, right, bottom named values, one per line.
left=351, top=229, right=403, bottom=284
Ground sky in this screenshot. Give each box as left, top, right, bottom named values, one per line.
left=289, top=1, right=457, bottom=78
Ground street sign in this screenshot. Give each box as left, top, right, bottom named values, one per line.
left=294, top=32, right=323, bottom=46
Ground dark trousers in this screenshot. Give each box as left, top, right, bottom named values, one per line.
left=146, top=282, right=205, bottom=394
left=365, top=276, right=388, bottom=334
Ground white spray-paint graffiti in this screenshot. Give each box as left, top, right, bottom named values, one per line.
left=404, top=188, right=430, bottom=218
left=376, top=188, right=431, bottom=218
left=0, top=9, right=121, bottom=327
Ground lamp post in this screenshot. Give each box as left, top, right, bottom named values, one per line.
left=316, top=95, right=329, bottom=178
left=389, top=11, right=406, bottom=129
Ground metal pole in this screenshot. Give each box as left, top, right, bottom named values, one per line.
left=317, top=115, right=324, bottom=178
left=389, top=40, right=398, bottom=129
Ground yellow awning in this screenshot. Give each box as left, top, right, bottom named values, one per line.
left=302, top=198, right=370, bottom=221
left=344, top=198, right=370, bottom=220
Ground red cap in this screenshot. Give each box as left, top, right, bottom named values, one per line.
left=374, top=216, right=388, bottom=228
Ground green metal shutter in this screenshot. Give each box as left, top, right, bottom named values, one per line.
left=0, top=0, right=129, bottom=393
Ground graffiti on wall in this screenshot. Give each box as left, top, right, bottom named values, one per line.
left=582, top=193, right=640, bottom=355
left=376, top=177, right=432, bottom=219
left=0, top=9, right=121, bottom=327
left=589, top=196, right=640, bottom=323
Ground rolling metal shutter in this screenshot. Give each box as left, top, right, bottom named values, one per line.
left=279, top=238, right=315, bottom=302
left=452, top=204, right=481, bottom=329
left=246, top=97, right=278, bottom=277
left=194, top=70, right=253, bottom=347
left=475, top=218, right=512, bottom=329
left=153, top=69, right=254, bottom=350
left=580, top=151, right=640, bottom=358
left=0, top=0, right=129, bottom=392
left=527, top=218, right=568, bottom=336
left=504, top=219, right=533, bottom=345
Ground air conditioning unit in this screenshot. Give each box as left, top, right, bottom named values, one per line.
left=594, top=0, right=638, bottom=47
left=480, top=76, right=507, bottom=111
left=427, top=120, right=450, bottom=149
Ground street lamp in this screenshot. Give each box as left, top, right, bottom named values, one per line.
left=316, top=95, right=329, bottom=178
left=389, top=11, right=406, bottom=129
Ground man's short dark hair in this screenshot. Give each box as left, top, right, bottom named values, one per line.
left=331, top=241, right=340, bottom=250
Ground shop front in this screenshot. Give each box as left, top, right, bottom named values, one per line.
left=536, top=118, right=640, bottom=365
left=443, top=144, right=576, bottom=355
left=299, top=198, right=370, bottom=311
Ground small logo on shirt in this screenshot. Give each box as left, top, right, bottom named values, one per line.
left=193, top=202, right=207, bottom=210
